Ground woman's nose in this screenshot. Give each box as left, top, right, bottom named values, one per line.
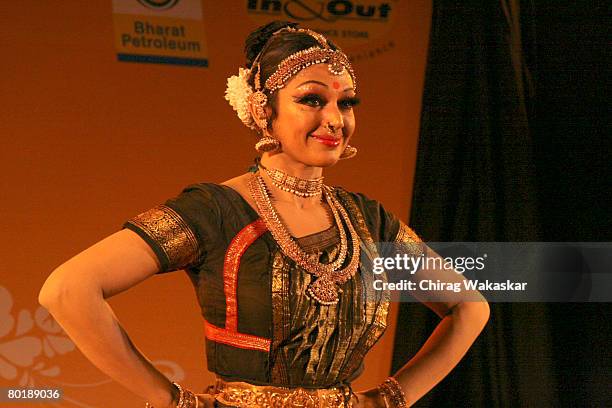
left=322, top=104, right=344, bottom=132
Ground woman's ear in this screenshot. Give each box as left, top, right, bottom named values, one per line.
left=248, top=92, right=269, bottom=130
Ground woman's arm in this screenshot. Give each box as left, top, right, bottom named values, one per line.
left=357, top=244, right=490, bottom=408
left=391, top=245, right=490, bottom=406
left=38, top=229, right=180, bottom=408
left=394, top=300, right=489, bottom=405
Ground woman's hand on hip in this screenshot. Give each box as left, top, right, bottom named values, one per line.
left=196, top=394, right=215, bottom=408
left=194, top=393, right=217, bottom=407
left=353, top=387, right=386, bottom=407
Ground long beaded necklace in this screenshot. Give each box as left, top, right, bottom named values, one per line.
left=248, top=172, right=360, bottom=305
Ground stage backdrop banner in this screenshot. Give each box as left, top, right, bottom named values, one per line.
left=246, top=0, right=398, bottom=61
left=1, top=0, right=431, bottom=406
left=112, top=0, right=209, bottom=67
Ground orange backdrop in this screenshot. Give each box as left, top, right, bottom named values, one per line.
left=0, top=1, right=431, bottom=406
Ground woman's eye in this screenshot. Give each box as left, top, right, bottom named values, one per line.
left=339, top=97, right=360, bottom=110
left=298, top=95, right=324, bottom=107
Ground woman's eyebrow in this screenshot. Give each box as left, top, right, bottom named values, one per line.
left=297, top=80, right=328, bottom=88
left=296, top=80, right=354, bottom=92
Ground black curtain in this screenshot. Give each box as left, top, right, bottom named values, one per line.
left=392, top=1, right=610, bottom=406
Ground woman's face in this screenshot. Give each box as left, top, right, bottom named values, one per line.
left=269, top=63, right=358, bottom=168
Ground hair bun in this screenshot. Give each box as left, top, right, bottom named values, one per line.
left=244, top=21, right=299, bottom=68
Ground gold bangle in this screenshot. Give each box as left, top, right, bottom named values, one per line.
left=174, top=382, right=185, bottom=408
left=175, top=382, right=198, bottom=408
left=378, top=388, right=391, bottom=408
left=145, top=382, right=197, bottom=408
left=174, top=382, right=194, bottom=408
left=377, top=377, right=407, bottom=408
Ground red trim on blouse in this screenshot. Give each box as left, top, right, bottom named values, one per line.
left=204, top=219, right=271, bottom=352
left=204, top=320, right=270, bottom=352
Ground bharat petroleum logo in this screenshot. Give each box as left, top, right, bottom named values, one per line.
left=246, top=0, right=396, bottom=48
left=137, top=0, right=180, bottom=10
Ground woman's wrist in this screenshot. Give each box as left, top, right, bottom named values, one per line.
left=377, top=377, right=408, bottom=408
left=146, top=382, right=196, bottom=408
left=363, top=387, right=387, bottom=408
left=168, top=382, right=181, bottom=407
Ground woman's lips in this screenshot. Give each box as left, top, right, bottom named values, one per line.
left=310, top=134, right=341, bottom=147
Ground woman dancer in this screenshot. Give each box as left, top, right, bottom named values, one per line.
left=39, top=21, right=489, bottom=407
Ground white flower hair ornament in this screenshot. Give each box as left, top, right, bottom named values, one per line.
left=224, top=67, right=258, bottom=130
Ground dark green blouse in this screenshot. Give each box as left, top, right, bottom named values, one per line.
left=123, top=183, right=420, bottom=388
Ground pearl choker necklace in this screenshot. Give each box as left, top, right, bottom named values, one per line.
left=257, top=160, right=324, bottom=198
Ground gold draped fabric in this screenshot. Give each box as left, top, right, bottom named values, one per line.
left=270, top=190, right=391, bottom=387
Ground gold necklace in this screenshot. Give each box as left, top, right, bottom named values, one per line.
left=257, top=161, right=324, bottom=198
left=248, top=172, right=360, bottom=305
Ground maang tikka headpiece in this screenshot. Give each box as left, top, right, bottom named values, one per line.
left=224, top=27, right=357, bottom=151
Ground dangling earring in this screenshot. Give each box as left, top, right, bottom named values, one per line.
left=339, top=144, right=357, bottom=159
left=249, top=91, right=268, bottom=126
left=248, top=87, right=279, bottom=153
left=255, top=128, right=280, bottom=152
